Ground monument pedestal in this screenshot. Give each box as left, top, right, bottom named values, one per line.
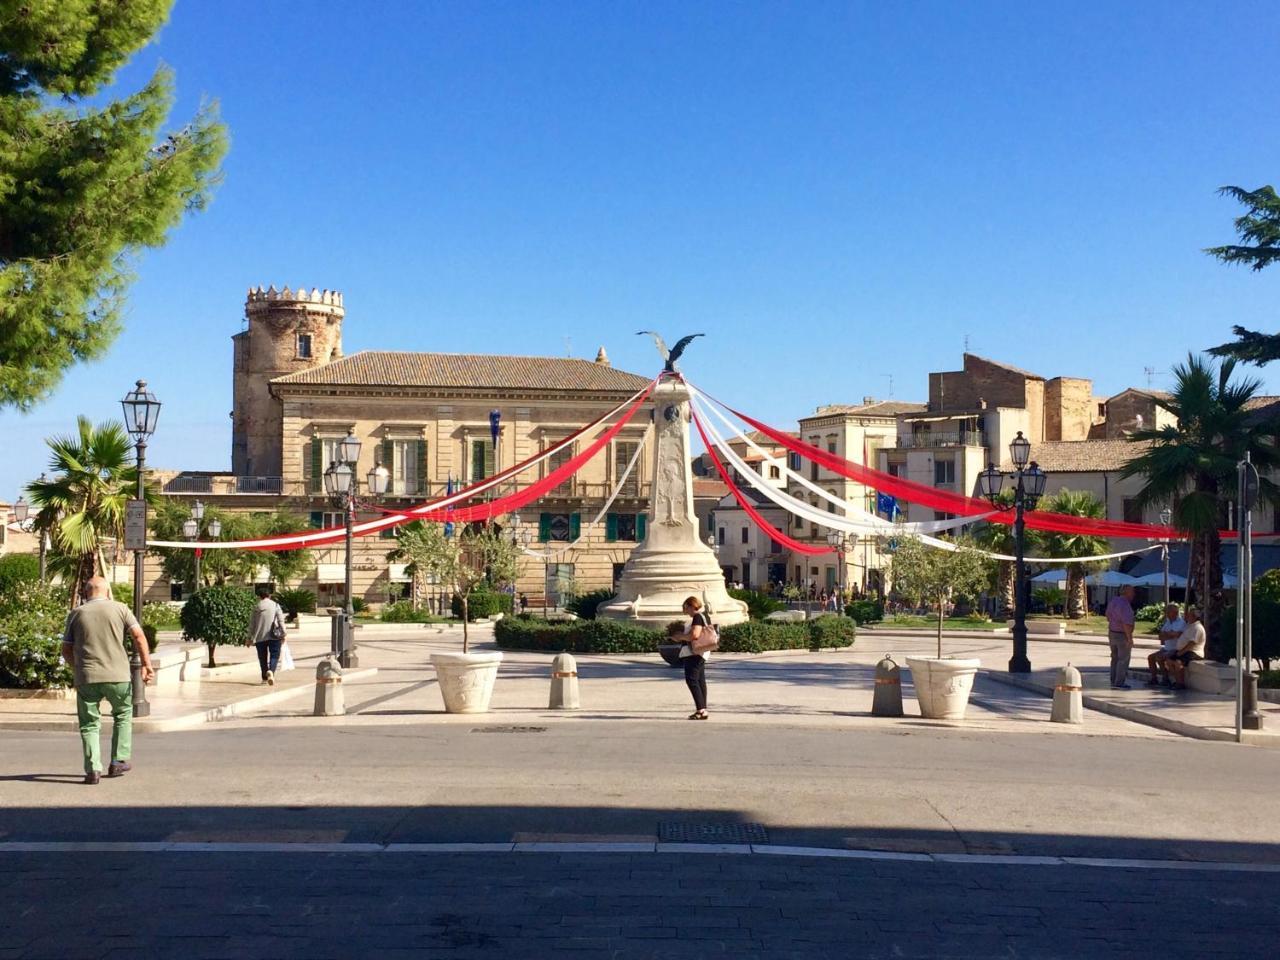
left=599, top=377, right=748, bottom=628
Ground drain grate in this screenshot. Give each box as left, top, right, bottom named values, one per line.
left=470, top=725, right=547, bottom=734
left=658, top=821, right=769, bottom=845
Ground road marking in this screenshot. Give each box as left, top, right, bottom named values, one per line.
left=2, top=841, right=1278, bottom=872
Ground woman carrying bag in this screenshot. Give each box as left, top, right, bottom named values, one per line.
left=678, top=595, right=719, bottom=720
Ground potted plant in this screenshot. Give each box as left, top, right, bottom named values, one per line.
left=405, top=520, right=518, bottom=713
left=886, top=535, right=991, bottom=720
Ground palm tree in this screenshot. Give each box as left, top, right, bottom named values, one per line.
left=25, top=417, right=142, bottom=606
left=969, top=488, right=1020, bottom=617
left=1038, top=489, right=1109, bottom=619
left=1122, top=354, right=1280, bottom=661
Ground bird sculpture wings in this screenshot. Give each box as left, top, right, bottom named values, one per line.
left=636, top=331, right=705, bottom=373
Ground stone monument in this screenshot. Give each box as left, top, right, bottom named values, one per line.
left=598, top=376, right=748, bottom=627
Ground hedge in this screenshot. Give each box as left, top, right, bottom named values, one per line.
left=566, top=588, right=614, bottom=620
left=0, top=581, right=73, bottom=689
left=844, top=599, right=884, bottom=625
left=0, top=553, right=40, bottom=594
left=380, top=600, right=439, bottom=624
left=494, top=615, right=856, bottom=655
left=451, top=590, right=515, bottom=621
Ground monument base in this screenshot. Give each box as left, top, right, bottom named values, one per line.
left=597, top=545, right=748, bottom=628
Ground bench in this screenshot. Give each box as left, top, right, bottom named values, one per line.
left=1005, top=620, right=1066, bottom=637
left=150, top=643, right=204, bottom=690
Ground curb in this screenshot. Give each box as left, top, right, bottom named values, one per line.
left=0, top=668, right=379, bottom=734
left=981, top=670, right=1277, bottom=747
left=2, top=840, right=1278, bottom=873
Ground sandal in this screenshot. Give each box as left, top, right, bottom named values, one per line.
left=687, top=711, right=703, bottom=720
left=695, top=710, right=709, bottom=720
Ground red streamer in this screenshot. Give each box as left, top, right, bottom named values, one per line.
left=692, top=410, right=831, bottom=557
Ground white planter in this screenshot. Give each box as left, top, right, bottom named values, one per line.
left=906, top=657, right=981, bottom=720
left=430, top=652, right=503, bottom=713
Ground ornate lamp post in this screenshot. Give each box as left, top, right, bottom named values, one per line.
left=182, top=501, right=221, bottom=593
left=826, top=530, right=852, bottom=607
left=1159, top=507, right=1173, bottom=606
left=12, top=493, right=45, bottom=581
left=121, top=379, right=161, bottom=717
left=978, top=431, right=1047, bottom=674
left=323, top=434, right=388, bottom=667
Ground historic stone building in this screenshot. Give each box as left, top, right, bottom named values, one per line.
left=153, top=285, right=657, bottom=606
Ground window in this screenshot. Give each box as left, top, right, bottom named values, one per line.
left=827, top=440, right=837, bottom=455
left=887, top=462, right=902, bottom=478
left=934, top=459, right=956, bottom=485
left=382, top=438, right=425, bottom=495
left=297, top=333, right=312, bottom=358
left=741, top=527, right=749, bottom=544
left=606, top=512, right=646, bottom=542
left=794, top=513, right=804, bottom=529
left=769, top=465, right=781, bottom=480
left=546, top=441, right=573, bottom=494
left=539, top=512, right=580, bottom=542
left=827, top=490, right=838, bottom=514
left=933, top=511, right=957, bottom=522
left=810, top=460, right=819, bottom=481
left=470, top=439, right=495, bottom=482
left=310, top=511, right=344, bottom=529
left=1122, top=498, right=1142, bottom=524
left=614, top=441, right=641, bottom=496
left=307, top=436, right=353, bottom=493
left=788, top=453, right=802, bottom=471
left=717, top=527, right=726, bottom=546
left=768, top=538, right=781, bottom=554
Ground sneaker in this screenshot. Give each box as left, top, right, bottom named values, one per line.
left=266, top=670, right=275, bottom=686
left=107, top=760, right=131, bottom=777
left=84, top=771, right=100, bottom=785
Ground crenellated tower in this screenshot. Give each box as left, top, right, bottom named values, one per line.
left=231, top=285, right=345, bottom=477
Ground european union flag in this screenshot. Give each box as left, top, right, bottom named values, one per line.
left=876, top=492, right=899, bottom=519
left=444, top=474, right=455, bottom=538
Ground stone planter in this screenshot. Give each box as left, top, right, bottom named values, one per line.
left=906, top=657, right=981, bottom=720
left=430, top=652, right=503, bottom=713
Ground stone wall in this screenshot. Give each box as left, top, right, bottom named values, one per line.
left=1044, top=377, right=1094, bottom=442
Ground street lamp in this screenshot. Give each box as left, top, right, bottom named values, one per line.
left=978, top=430, right=1047, bottom=673
left=1159, top=507, right=1173, bottom=607
left=120, top=379, right=160, bottom=718
left=323, top=436, right=387, bottom=667
left=826, top=530, right=852, bottom=608
left=183, top=501, right=220, bottom=593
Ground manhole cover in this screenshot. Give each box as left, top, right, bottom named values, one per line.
left=658, top=821, right=768, bottom=845
left=470, top=725, right=547, bottom=734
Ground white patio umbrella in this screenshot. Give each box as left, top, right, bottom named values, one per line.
left=1030, top=569, right=1068, bottom=583
left=1131, top=571, right=1188, bottom=588
left=1085, top=570, right=1141, bottom=587
left=1223, top=573, right=1240, bottom=588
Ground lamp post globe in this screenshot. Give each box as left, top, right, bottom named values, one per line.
left=978, top=463, right=1003, bottom=503
left=1009, top=431, right=1031, bottom=470
left=207, top=518, right=222, bottom=539
left=339, top=432, right=361, bottom=466
left=1024, top=462, right=1047, bottom=503
left=191, top=500, right=206, bottom=522
left=367, top=464, right=390, bottom=496
left=13, top=496, right=28, bottom=524
left=182, top=518, right=198, bottom=539
left=120, top=379, right=161, bottom=441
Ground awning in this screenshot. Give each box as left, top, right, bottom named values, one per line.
left=317, top=563, right=346, bottom=583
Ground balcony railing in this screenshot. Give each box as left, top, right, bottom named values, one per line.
left=892, top=432, right=987, bottom=450
left=235, top=476, right=283, bottom=494
left=164, top=476, right=213, bottom=494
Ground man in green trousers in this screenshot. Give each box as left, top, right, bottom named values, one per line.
left=61, top=577, right=155, bottom=785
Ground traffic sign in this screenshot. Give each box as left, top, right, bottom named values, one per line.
left=124, top=499, right=147, bottom=551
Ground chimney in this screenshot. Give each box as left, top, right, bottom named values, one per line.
left=594, top=346, right=610, bottom=367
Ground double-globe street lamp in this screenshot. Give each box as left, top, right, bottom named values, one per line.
left=978, top=431, right=1047, bottom=674
left=323, top=433, right=389, bottom=667
left=181, top=500, right=222, bottom=593
left=826, top=530, right=853, bottom=608
left=11, top=476, right=50, bottom=581
left=1159, top=507, right=1173, bottom=607
left=121, top=379, right=161, bottom=717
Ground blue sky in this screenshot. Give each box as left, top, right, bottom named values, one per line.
left=4, top=0, right=1278, bottom=499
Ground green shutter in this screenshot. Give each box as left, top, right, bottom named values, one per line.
left=538, top=513, right=551, bottom=542
left=416, top=440, right=428, bottom=494
left=485, top=440, right=495, bottom=477
left=310, top=438, right=322, bottom=493
left=569, top=513, right=581, bottom=540
left=637, top=514, right=647, bottom=542
left=381, top=437, right=393, bottom=477
left=472, top=441, right=484, bottom=481
left=605, top=513, right=618, bottom=542
left=310, top=511, right=323, bottom=529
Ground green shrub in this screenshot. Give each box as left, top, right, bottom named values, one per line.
left=567, top=588, right=614, bottom=620
left=807, top=614, right=858, bottom=648
left=1222, top=601, right=1280, bottom=670
left=140, top=624, right=157, bottom=652
left=1135, top=603, right=1165, bottom=623
left=0, top=580, right=72, bottom=688
left=141, top=602, right=182, bottom=630
left=0, top=553, right=40, bottom=593
left=1259, top=670, right=1280, bottom=689
left=276, top=589, right=316, bottom=622
left=845, top=599, right=884, bottom=625
left=351, top=596, right=367, bottom=614
left=451, top=589, right=514, bottom=621
left=111, top=581, right=134, bottom=605
left=380, top=600, right=437, bottom=623
left=179, top=585, right=257, bottom=668
left=494, top=616, right=856, bottom=655
left=728, top=588, right=784, bottom=620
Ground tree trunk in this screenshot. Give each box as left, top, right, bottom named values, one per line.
left=936, top=595, right=944, bottom=659
left=462, top=595, right=470, bottom=655
left=206, top=640, right=216, bottom=669
left=996, top=562, right=1015, bottom=619
left=74, top=552, right=97, bottom=607
left=1201, top=528, right=1227, bottom=663
left=1066, top=569, right=1085, bottom=620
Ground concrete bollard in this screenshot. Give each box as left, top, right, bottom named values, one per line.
left=871, top=654, right=904, bottom=717
left=549, top=652, right=580, bottom=709
left=1050, top=663, right=1083, bottom=724
left=313, top=656, right=345, bottom=717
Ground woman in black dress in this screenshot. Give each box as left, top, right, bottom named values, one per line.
left=679, top=596, right=710, bottom=720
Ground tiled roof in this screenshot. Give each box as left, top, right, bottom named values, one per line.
left=272, top=351, right=652, bottom=392
left=810, top=401, right=927, bottom=418
left=1030, top=439, right=1150, bottom=473
left=965, top=353, right=1043, bottom=380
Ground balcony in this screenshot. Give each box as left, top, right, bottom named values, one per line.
left=893, top=432, right=987, bottom=450
left=235, top=476, right=283, bottom=494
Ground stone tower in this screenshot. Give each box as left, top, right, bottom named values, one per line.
left=231, top=285, right=345, bottom=477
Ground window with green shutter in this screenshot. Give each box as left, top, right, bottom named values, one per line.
left=471, top=440, right=494, bottom=481
left=310, top=511, right=323, bottom=528
left=637, top=514, right=647, bottom=541
left=417, top=439, right=428, bottom=494
left=381, top=437, right=393, bottom=479
left=538, top=513, right=552, bottom=542
left=607, top=513, right=639, bottom=541
left=309, top=438, right=322, bottom=493
left=569, top=513, right=581, bottom=540
left=605, top=513, right=619, bottom=542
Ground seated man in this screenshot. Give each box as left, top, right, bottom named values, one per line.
left=1165, top=607, right=1206, bottom=690
left=1147, top=603, right=1185, bottom=687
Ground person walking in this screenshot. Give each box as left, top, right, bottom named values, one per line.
left=60, top=576, right=154, bottom=785
left=249, top=585, right=287, bottom=685
left=1105, top=584, right=1137, bottom=689
left=678, top=595, right=712, bottom=720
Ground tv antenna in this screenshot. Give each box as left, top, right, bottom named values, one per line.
left=1143, top=366, right=1165, bottom=388
left=564, top=336, right=572, bottom=358
left=881, top=373, right=894, bottom=398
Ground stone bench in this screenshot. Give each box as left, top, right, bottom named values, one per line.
left=150, top=643, right=204, bottom=690
left=1006, top=620, right=1066, bottom=637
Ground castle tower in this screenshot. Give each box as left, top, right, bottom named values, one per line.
left=231, top=285, right=345, bottom=477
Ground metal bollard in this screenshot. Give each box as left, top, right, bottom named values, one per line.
left=1050, top=663, right=1083, bottom=724
left=1243, top=672, right=1264, bottom=731
left=871, top=654, right=903, bottom=717
left=313, top=656, right=345, bottom=716
left=549, top=652, right=580, bottom=709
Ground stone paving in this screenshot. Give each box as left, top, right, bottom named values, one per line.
left=3, top=849, right=1276, bottom=959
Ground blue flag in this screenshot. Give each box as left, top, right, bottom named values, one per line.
left=444, top=474, right=455, bottom=538
left=876, top=492, right=899, bottom=519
